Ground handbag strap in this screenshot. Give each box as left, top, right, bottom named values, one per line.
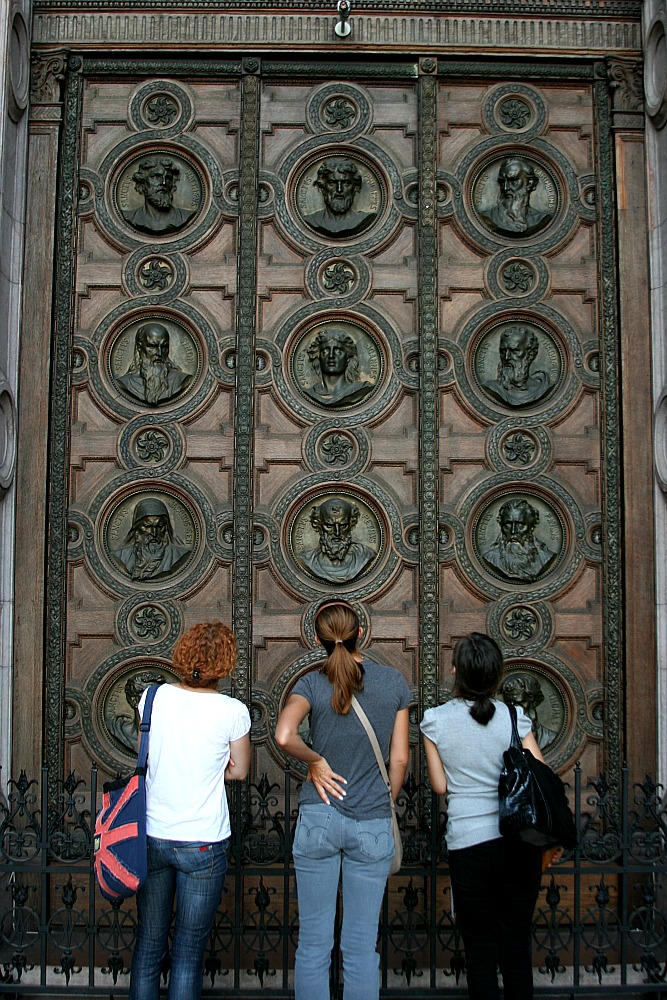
left=507, top=701, right=522, bottom=749
left=136, top=685, right=159, bottom=772
left=350, top=695, right=394, bottom=808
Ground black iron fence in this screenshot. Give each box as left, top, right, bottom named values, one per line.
left=0, top=764, right=666, bottom=996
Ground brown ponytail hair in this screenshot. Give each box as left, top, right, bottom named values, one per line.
left=315, top=603, right=363, bottom=715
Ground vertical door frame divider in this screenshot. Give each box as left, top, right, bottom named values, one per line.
left=232, top=64, right=261, bottom=711
left=418, top=66, right=440, bottom=719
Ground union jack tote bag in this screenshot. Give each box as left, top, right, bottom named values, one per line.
left=94, top=685, right=158, bottom=902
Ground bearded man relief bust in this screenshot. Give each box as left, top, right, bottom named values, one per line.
left=111, top=498, right=192, bottom=581
left=122, top=157, right=197, bottom=235
left=303, top=159, right=377, bottom=238
left=480, top=498, right=558, bottom=582
left=297, top=498, right=376, bottom=584
left=478, top=156, right=553, bottom=239
left=481, top=325, right=553, bottom=408
left=116, top=323, right=193, bottom=406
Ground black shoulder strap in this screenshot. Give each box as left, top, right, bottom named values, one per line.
left=507, top=701, right=522, bottom=749
left=137, top=685, right=159, bottom=772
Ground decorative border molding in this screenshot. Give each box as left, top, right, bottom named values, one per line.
left=437, top=59, right=601, bottom=81
left=46, top=58, right=83, bottom=782
left=32, top=12, right=642, bottom=56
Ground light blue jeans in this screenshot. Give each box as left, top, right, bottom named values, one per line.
left=292, top=803, right=394, bottom=1000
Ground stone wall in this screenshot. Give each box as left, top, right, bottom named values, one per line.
left=645, top=0, right=667, bottom=783
left=0, top=1, right=30, bottom=778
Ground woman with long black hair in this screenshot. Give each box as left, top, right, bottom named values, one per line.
left=275, top=603, right=410, bottom=1000
left=420, top=631, right=546, bottom=1000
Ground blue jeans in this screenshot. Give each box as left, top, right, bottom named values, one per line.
left=447, top=837, right=543, bottom=1000
left=129, top=836, right=229, bottom=1000
left=292, top=803, right=394, bottom=1000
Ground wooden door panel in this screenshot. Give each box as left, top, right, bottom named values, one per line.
left=436, top=76, right=605, bottom=775
left=252, top=75, right=421, bottom=776
left=63, top=76, right=242, bottom=778
left=50, top=61, right=617, bottom=790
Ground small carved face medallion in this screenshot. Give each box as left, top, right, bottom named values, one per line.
left=291, top=321, right=383, bottom=410
left=290, top=492, right=383, bottom=585
left=108, top=317, right=201, bottom=407
left=472, top=154, right=558, bottom=240
left=101, top=664, right=177, bottom=757
left=104, top=491, right=198, bottom=584
left=499, top=666, right=566, bottom=753
left=472, top=320, right=563, bottom=410
left=296, top=156, right=383, bottom=239
left=474, top=494, right=564, bottom=584
left=115, top=150, right=203, bottom=236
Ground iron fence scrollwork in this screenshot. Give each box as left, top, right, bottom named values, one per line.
left=0, top=765, right=666, bottom=995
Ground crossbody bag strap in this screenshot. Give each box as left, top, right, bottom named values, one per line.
left=350, top=695, right=393, bottom=802
left=507, top=701, right=522, bottom=750
left=136, top=685, right=159, bottom=773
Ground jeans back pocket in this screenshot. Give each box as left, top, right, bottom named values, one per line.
left=293, top=806, right=334, bottom=859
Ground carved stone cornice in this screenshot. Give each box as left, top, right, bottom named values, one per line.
left=32, top=0, right=642, bottom=12
left=30, top=50, right=67, bottom=104
left=32, top=10, right=642, bottom=56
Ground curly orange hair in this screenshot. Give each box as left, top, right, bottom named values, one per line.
left=172, top=621, right=237, bottom=688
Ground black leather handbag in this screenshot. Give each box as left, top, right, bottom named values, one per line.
left=498, top=703, right=577, bottom=849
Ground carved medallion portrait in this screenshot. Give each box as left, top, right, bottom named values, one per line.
left=472, top=154, right=558, bottom=240
left=291, top=320, right=383, bottom=410
left=101, top=664, right=177, bottom=757
left=472, top=320, right=563, bottom=409
left=290, top=492, right=383, bottom=585
left=474, top=494, right=565, bottom=584
left=108, top=316, right=201, bottom=407
left=296, top=156, right=383, bottom=240
left=499, top=666, right=566, bottom=753
left=115, top=150, right=203, bottom=236
left=104, top=491, right=198, bottom=584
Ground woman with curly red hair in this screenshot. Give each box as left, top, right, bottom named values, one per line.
left=129, top=621, right=251, bottom=1000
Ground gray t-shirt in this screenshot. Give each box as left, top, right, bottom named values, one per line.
left=420, top=698, right=532, bottom=851
left=292, top=660, right=412, bottom=819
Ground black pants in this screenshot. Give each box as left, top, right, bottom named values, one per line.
left=447, top=837, right=543, bottom=1000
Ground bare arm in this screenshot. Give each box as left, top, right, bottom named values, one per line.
left=422, top=735, right=448, bottom=795
left=388, top=708, right=410, bottom=801
left=521, top=729, right=546, bottom=764
left=225, top=733, right=251, bottom=781
left=275, top=694, right=347, bottom=805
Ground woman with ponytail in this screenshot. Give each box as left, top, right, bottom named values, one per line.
left=275, top=603, right=410, bottom=1000
left=420, top=632, right=545, bottom=1000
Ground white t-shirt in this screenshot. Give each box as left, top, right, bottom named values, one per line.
left=138, top=684, right=251, bottom=842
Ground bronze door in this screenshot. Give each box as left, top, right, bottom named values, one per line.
left=43, top=57, right=617, bottom=793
